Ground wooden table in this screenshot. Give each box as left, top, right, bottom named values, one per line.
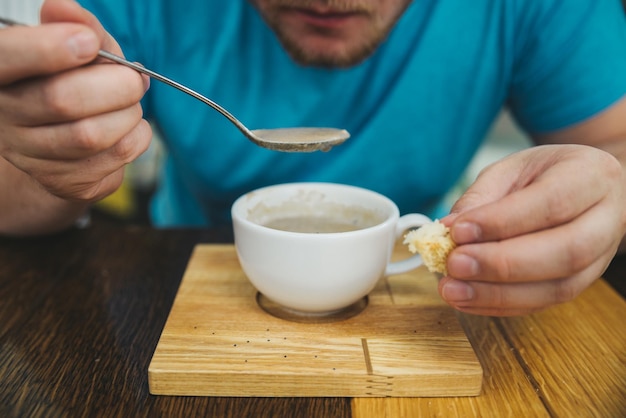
left=1, top=217, right=625, bottom=418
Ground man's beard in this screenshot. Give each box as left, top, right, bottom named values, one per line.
left=250, top=0, right=411, bottom=68
left=274, top=24, right=384, bottom=68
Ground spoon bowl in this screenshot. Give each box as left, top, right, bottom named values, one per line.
left=0, top=17, right=350, bottom=152
left=98, top=50, right=350, bottom=152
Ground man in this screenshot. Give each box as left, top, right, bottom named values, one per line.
left=1, top=0, right=626, bottom=316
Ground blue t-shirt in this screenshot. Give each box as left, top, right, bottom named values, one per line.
left=77, top=0, right=626, bottom=227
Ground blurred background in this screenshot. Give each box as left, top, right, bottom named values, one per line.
left=1, top=0, right=573, bottom=226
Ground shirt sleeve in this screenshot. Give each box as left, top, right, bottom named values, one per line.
left=508, top=0, right=626, bottom=134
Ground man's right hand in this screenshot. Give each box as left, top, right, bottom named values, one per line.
left=0, top=0, right=152, bottom=204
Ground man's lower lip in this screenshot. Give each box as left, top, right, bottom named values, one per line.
left=287, top=8, right=361, bottom=28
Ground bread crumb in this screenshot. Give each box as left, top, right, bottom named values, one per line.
left=403, top=220, right=456, bottom=275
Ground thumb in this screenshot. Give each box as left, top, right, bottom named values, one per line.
left=444, top=151, right=531, bottom=243
left=449, top=160, right=520, bottom=215
left=445, top=146, right=569, bottom=244
left=41, top=0, right=121, bottom=54
left=0, top=1, right=101, bottom=85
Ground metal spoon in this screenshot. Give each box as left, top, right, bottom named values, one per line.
left=0, top=17, right=350, bottom=152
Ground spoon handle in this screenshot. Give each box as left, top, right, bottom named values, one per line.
left=0, top=16, right=251, bottom=137
left=95, top=50, right=250, bottom=134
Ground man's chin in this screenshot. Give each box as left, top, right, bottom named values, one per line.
left=279, top=36, right=378, bottom=68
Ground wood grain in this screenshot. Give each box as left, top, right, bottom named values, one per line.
left=353, top=280, right=626, bottom=418
left=352, top=313, right=551, bottom=417
left=148, top=245, right=483, bottom=397
left=2, top=220, right=626, bottom=417
left=497, top=280, right=626, bottom=418
left=0, top=223, right=351, bottom=418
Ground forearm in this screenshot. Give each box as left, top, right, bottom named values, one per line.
left=0, top=157, right=90, bottom=237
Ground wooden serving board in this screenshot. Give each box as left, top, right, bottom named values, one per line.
left=148, top=244, right=483, bottom=397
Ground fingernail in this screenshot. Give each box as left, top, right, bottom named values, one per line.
left=453, top=222, right=481, bottom=243
left=142, top=75, right=151, bottom=92
left=439, top=213, right=456, bottom=224
left=448, top=253, right=479, bottom=277
left=442, top=280, right=475, bottom=302
left=67, top=30, right=99, bottom=59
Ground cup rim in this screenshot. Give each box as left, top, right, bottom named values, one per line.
left=231, top=182, right=399, bottom=236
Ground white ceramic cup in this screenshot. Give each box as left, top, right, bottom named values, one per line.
left=231, top=182, right=432, bottom=313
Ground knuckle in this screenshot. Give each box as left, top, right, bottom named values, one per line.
left=490, top=248, right=514, bottom=282
left=39, top=79, right=76, bottom=118
left=114, top=118, right=152, bottom=163
left=489, top=215, right=514, bottom=239
left=598, top=149, right=622, bottom=180
left=450, top=188, right=483, bottom=214
left=112, top=135, right=136, bottom=162
left=68, top=120, right=103, bottom=152
left=79, top=183, right=115, bottom=202
left=91, top=170, right=125, bottom=200
left=564, top=236, right=594, bottom=273
left=68, top=174, right=123, bottom=202
left=552, top=278, right=581, bottom=304
left=70, top=183, right=101, bottom=202
left=489, top=286, right=508, bottom=308
left=543, top=185, right=574, bottom=225
left=127, top=72, right=147, bottom=101
left=136, top=119, right=153, bottom=150
left=105, top=67, right=145, bottom=105
left=28, top=161, right=123, bottom=203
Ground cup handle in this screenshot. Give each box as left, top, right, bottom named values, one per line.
left=384, top=213, right=433, bottom=277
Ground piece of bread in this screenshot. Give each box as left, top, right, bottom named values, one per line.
left=403, top=220, right=456, bottom=275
